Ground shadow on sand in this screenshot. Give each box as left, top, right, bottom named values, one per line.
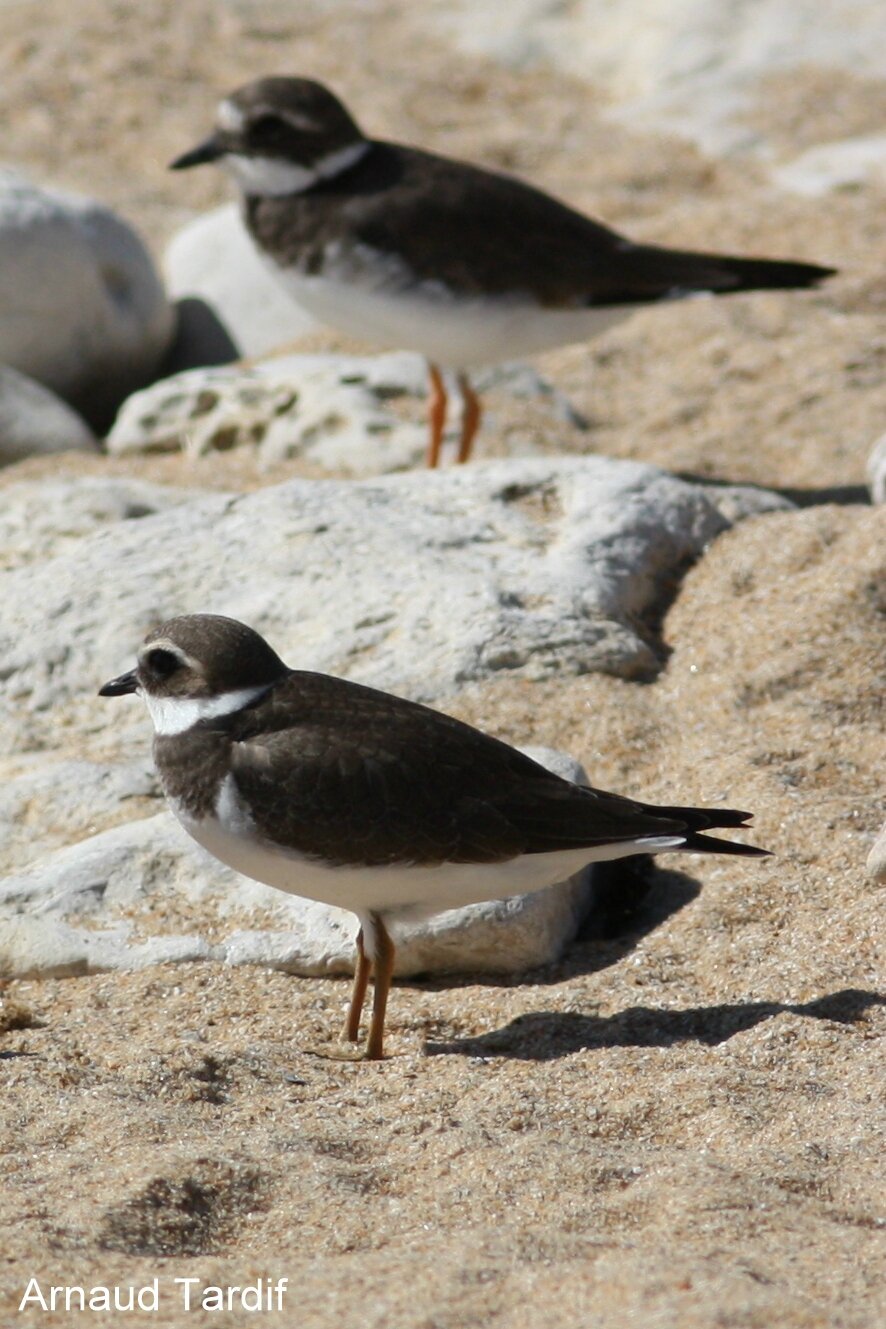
left=425, top=987, right=884, bottom=1060
left=673, top=471, right=870, bottom=510
left=418, top=857, right=883, bottom=1060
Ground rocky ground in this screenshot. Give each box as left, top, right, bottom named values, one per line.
left=1, top=2, right=884, bottom=1327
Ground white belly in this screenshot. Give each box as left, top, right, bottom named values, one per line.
left=172, top=777, right=683, bottom=922
left=268, top=249, right=629, bottom=368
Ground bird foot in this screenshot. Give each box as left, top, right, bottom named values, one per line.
left=303, top=1040, right=367, bottom=1062
left=303, top=1039, right=387, bottom=1062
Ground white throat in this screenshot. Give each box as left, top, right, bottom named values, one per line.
left=143, top=684, right=272, bottom=737
left=222, top=141, right=369, bottom=197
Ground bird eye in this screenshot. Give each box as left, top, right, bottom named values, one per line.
left=249, top=113, right=286, bottom=138
left=144, top=647, right=181, bottom=677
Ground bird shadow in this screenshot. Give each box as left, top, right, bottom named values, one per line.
left=673, top=471, right=870, bottom=510
left=424, top=987, right=885, bottom=1060
left=774, top=483, right=870, bottom=508
left=414, top=858, right=884, bottom=1061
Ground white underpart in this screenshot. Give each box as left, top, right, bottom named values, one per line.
left=222, top=141, right=369, bottom=197
left=171, top=773, right=687, bottom=938
left=268, top=241, right=631, bottom=367
left=143, top=685, right=272, bottom=737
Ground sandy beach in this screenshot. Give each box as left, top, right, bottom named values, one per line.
left=1, top=3, right=883, bottom=1326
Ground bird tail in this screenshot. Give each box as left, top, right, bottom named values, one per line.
left=647, top=803, right=771, bottom=857
left=621, top=245, right=835, bottom=300
left=691, top=252, right=836, bottom=293
left=680, top=831, right=771, bottom=857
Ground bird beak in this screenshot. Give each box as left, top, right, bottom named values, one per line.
left=98, top=670, right=139, bottom=697
left=169, top=136, right=225, bottom=170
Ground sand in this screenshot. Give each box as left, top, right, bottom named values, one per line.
left=1, top=2, right=884, bottom=1326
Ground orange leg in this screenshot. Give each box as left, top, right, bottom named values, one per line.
left=365, top=914, right=395, bottom=1061
left=456, top=373, right=482, bottom=464
left=426, top=362, right=447, bottom=468
left=342, top=928, right=371, bottom=1043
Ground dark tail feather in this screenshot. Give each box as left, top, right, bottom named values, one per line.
left=701, top=252, right=836, bottom=293
left=622, top=244, right=836, bottom=301
left=643, top=802, right=771, bottom=858
left=681, top=831, right=772, bottom=858
left=654, top=803, right=755, bottom=830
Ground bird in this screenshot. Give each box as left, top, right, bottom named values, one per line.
left=99, top=613, right=770, bottom=1060
left=170, top=76, right=834, bottom=467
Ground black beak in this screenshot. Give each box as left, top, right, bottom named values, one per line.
left=169, top=136, right=225, bottom=170
left=98, top=670, right=139, bottom=697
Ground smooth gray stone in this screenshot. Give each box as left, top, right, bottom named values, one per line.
left=866, top=433, right=886, bottom=505
left=0, top=365, right=96, bottom=466
left=865, top=822, right=886, bottom=882
left=0, top=168, right=174, bottom=430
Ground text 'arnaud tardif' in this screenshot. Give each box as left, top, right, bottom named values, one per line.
left=19, top=1277, right=290, bottom=1313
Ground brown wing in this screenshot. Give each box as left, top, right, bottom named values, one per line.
left=226, top=671, right=693, bottom=868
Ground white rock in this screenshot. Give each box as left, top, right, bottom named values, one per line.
left=425, top=0, right=886, bottom=157
left=0, top=168, right=174, bottom=429
left=0, top=457, right=791, bottom=740
left=220, top=881, right=589, bottom=978
left=0, top=814, right=185, bottom=916
left=163, top=203, right=315, bottom=358
left=773, top=134, right=886, bottom=197
left=0, top=757, right=158, bottom=871
left=0, top=916, right=211, bottom=980
left=0, top=750, right=591, bottom=979
left=107, top=353, right=427, bottom=475
left=0, top=917, right=95, bottom=979
left=865, top=822, right=886, bottom=882
left=0, top=365, right=96, bottom=466
left=0, top=475, right=199, bottom=572
left=866, top=433, right=886, bottom=505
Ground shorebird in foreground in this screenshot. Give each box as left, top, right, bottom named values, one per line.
left=171, top=76, right=834, bottom=466
left=100, top=614, right=769, bottom=1060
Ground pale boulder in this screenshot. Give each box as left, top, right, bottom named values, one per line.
left=0, top=169, right=174, bottom=429
left=0, top=456, right=788, bottom=976
left=0, top=364, right=95, bottom=466
left=0, top=458, right=791, bottom=736
left=0, top=475, right=197, bottom=573
left=866, top=433, right=886, bottom=505
left=865, top=822, right=886, bottom=882
left=106, top=353, right=428, bottom=476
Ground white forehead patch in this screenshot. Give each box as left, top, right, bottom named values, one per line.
left=217, top=98, right=246, bottom=133
left=144, top=685, right=272, bottom=737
